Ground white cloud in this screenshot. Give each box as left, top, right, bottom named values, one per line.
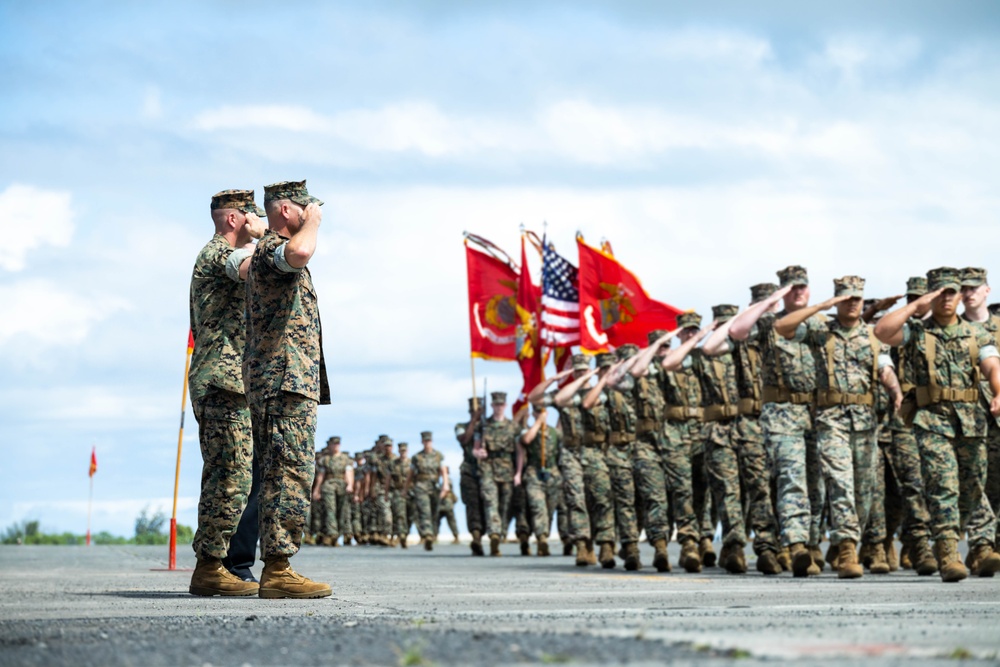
left=192, top=104, right=332, bottom=132
left=142, top=85, right=162, bottom=120
left=0, top=279, right=129, bottom=347
left=0, top=184, right=74, bottom=271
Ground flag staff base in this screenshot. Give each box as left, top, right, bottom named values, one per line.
left=150, top=518, right=193, bottom=571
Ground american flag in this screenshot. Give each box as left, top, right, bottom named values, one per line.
left=540, top=239, right=580, bottom=349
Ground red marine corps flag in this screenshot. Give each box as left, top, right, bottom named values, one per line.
left=465, top=233, right=519, bottom=361
left=576, top=234, right=683, bottom=352
left=513, top=232, right=543, bottom=415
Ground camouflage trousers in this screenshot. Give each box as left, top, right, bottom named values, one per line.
left=887, top=427, right=931, bottom=545
left=407, top=494, right=418, bottom=535
left=511, top=483, right=529, bottom=537
left=523, top=465, right=552, bottom=539
left=371, top=486, right=393, bottom=535
left=704, top=420, right=747, bottom=548
left=479, top=460, right=514, bottom=538
left=307, top=498, right=320, bottom=536
left=691, top=440, right=716, bottom=541
left=318, top=481, right=351, bottom=538
left=414, top=481, right=440, bottom=539
left=249, top=392, right=316, bottom=559
left=761, top=402, right=824, bottom=547
left=965, top=419, right=1000, bottom=547
left=460, top=462, right=485, bottom=536
left=632, top=431, right=671, bottom=543
left=816, top=415, right=876, bottom=546
left=391, top=490, right=409, bottom=537
left=662, top=419, right=699, bottom=544
left=581, top=445, right=615, bottom=544
left=349, top=496, right=362, bottom=538
left=437, top=505, right=459, bottom=538
left=862, top=439, right=890, bottom=545
left=605, top=443, right=640, bottom=544
left=915, top=426, right=988, bottom=542
left=559, top=447, right=590, bottom=541
left=547, top=469, right=570, bottom=542
left=732, top=415, right=779, bottom=555
left=191, top=390, right=253, bottom=561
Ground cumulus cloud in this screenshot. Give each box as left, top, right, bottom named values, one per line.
left=0, top=184, right=74, bottom=271
left=0, top=279, right=129, bottom=347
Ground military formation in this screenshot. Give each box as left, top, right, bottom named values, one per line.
left=188, top=185, right=1000, bottom=592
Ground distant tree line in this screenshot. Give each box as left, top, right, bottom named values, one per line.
left=1, top=507, right=193, bottom=545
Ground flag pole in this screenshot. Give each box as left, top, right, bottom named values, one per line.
left=469, top=355, right=478, bottom=412
left=86, top=474, right=93, bottom=546
left=169, top=331, right=194, bottom=570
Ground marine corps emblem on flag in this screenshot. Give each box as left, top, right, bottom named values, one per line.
left=598, top=281, right=638, bottom=329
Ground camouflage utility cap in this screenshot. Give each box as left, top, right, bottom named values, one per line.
left=961, top=267, right=988, bottom=288
left=647, top=329, right=667, bottom=345
left=572, top=353, right=591, bottom=370
left=211, top=189, right=265, bottom=216
left=677, top=312, right=702, bottom=330
left=327, top=436, right=341, bottom=445
left=420, top=431, right=433, bottom=441
left=398, top=442, right=408, bottom=450
left=616, top=343, right=639, bottom=360
left=750, top=282, right=778, bottom=304
left=595, top=352, right=615, bottom=368
left=906, top=276, right=927, bottom=296
left=777, top=265, right=809, bottom=287
left=712, top=304, right=739, bottom=322
left=490, top=391, right=507, bottom=404
left=263, top=179, right=324, bottom=207
left=833, top=275, right=865, bottom=298
left=927, top=267, right=961, bottom=291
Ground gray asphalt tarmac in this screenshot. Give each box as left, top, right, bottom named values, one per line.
left=1, top=541, right=999, bottom=666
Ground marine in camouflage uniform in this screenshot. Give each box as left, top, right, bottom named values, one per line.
left=729, top=266, right=826, bottom=577
left=437, top=479, right=460, bottom=543
left=777, top=276, right=902, bottom=579
left=659, top=312, right=715, bottom=572
left=517, top=405, right=560, bottom=556
left=477, top=392, right=519, bottom=556
left=187, top=189, right=264, bottom=597
left=348, top=452, right=366, bottom=544
left=959, top=268, right=1000, bottom=572
left=455, top=398, right=486, bottom=556
left=390, top=442, right=412, bottom=548
left=696, top=305, right=751, bottom=574
left=368, top=437, right=395, bottom=545
left=577, top=359, right=618, bottom=569
left=589, top=349, right=642, bottom=570
left=875, top=266, right=1000, bottom=582
left=409, top=431, right=448, bottom=550
left=243, top=180, right=330, bottom=598
left=702, top=284, right=783, bottom=575
left=313, top=437, right=353, bottom=546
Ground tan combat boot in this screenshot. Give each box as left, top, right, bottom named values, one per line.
left=807, top=544, right=824, bottom=574
left=470, top=530, right=484, bottom=556
left=789, top=542, right=813, bottom=578
left=934, top=539, right=968, bottom=582
left=756, top=549, right=781, bottom=575
left=585, top=538, right=598, bottom=565
left=623, top=542, right=641, bottom=571
left=825, top=542, right=839, bottom=571
left=680, top=539, right=702, bottom=573
left=575, top=539, right=591, bottom=567
left=898, top=542, right=912, bottom=569
left=776, top=546, right=792, bottom=572
left=724, top=545, right=747, bottom=574
left=537, top=534, right=550, bottom=557
left=302, top=533, right=316, bottom=546
left=883, top=537, right=897, bottom=571
left=343, top=535, right=354, bottom=546
left=652, top=538, right=671, bottom=573
left=562, top=541, right=573, bottom=556
left=867, top=542, right=890, bottom=575
left=858, top=542, right=872, bottom=568
left=718, top=543, right=731, bottom=570
left=912, top=538, right=938, bottom=576
left=399, top=534, right=408, bottom=549
left=968, top=544, right=1000, bottom=577
left=699, top=537, right=717, bottom=568
left=599, top=542, right=616, bottom=569
left=423, top=536, right=434, bottom=551
left=259, top=557, right=332, bottom=599
left=189, top=558, right=259, bottom=597
left=489, top=534, right=502, bottom=557
left=519, top=535, right=531, bottom=556
left=837, top=540, right=863, bottom=579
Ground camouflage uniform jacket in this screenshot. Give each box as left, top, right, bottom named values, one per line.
left=580, top=387, right=610, bottom=445
left=633, top=363, right=666, bottom=433
left=729, top=333, right=763, bottom=410
left=370, top=451, right=394, bottom=490
left=319, top=451, right=352, bottom=489
left=411, top=449, right=444, bottom=483
left=695, top=350, right=740, bottom=417
left=660, top=353, right=703, bottom=421
left=605, top=384, right=638, bottom=441
left=243, top=229, right=330, bottom=407
left=390, top=456, right=410, bottom=488
left=189, top=235, right=246, bottom=402
left=759, top=310, right=825, bottom=396
left=806, top=319, right=888, bottom=432
left=454, top=421, right=480, bottom=473
left=902, top=318, right=995, bottom=438
left=482, top=417, right=518, bottom=480
left=963, top=313, right=1000, bottom=424
left=543, top=389, right=587, bottom=449
left=522, top=422, right=563, bottom=470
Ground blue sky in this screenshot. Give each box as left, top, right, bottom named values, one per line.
left=2, top=1, right=1000, bottom=538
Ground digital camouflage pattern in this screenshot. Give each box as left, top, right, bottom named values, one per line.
left=243, top=229, right=330, bottom=408
left=391, top=454, right=411, bottom=538
left=809, top=320, right=885, bottom=432
left=454, top=420, right=485, bottom=536
left=411, top=449, right=444, bottom=538
left=189, top=235, right=248, bottom=402
left=963, top=314, right=1000, bottom=548
left=437, top=487, right=459, bottom=539
left=317, top=450, right=352, bottom=538
left=262, top=179, right=324, bottom=207
left=251, top=393, right=317, bottom=558
left=210, top=188, right=265, bottom=216
left=480, top=417, right=518, bottom=537
left=558, top=448, right=590, bottom=541
left=604, top=383, right=639, bottom=544
left=191, top=389, right=253, bottom=560
left=659, top=359, right=702, bottom=544
left=733, top=414, right=779, bottom=554
left=631, top=361, right=671, bottom=544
